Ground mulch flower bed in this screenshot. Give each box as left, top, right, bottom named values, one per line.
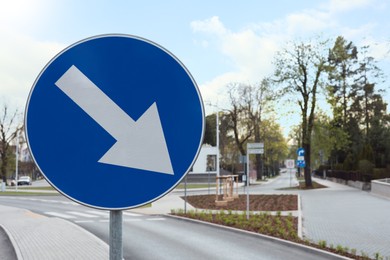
left=182, top=194, right=298, bottom=211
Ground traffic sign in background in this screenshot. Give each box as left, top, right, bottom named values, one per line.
left=296, top=147, right=305, bottom=168
left=285, top=159, right=295, bottom=169
left=247, top=142, right=264, bottom=154
left=25, top=35, right=204, bottom=210
left=296, top=160, right=306, bottom=168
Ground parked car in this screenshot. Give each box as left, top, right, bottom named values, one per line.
left=16, top=176, right=32, bottom=186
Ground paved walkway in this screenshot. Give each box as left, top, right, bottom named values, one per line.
left=300, top=177, right=390, bottom=258
left=0, top=205, right=109, bottom=260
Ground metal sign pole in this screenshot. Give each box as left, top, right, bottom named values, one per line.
left=110, top=210, right=123, bottom=260
left=15, top=130, right=19, bottom=192
left=184, top=175, right=187, bottom=214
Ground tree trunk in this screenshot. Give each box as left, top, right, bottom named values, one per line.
left=1, top=152, right=7, bottom=182
left=254, top=123, right=262, bottom=180
left=303, top=143, right=312, bottom=187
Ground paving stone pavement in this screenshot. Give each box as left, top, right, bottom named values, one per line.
left=300, top=178, right=390, bottom=259
left=0, top=205, right=109, bottom=260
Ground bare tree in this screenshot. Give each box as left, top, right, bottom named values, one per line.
left=226, top=83, right=253, bottom=157
left=226, top=80, right=276, bottom=179
left=0, top=103, right=22, bottom=183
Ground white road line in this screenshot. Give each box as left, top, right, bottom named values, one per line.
left=66, top=211, right=99, bottom=218
left=10, top=197, right=78, bottom=205
left=123, top=212, right=142, bottom=217
left=146, top=218, right=166, bottom=221
left=74, top=220, right=94, bottom=223
left=124, top=219, right=142, bottom=222
left=45, top=212, right=77, bottom=219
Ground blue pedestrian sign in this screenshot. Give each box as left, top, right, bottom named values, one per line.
left=296, top=147, right=305, bottom=168
left=25, top=34, right=205, bottom=210
left=296, top=160, right=306, bottom=168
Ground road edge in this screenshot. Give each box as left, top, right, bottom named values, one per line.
left=0, top=224, right=22, bottom=260
left=165, top=214, right=352, bottom=260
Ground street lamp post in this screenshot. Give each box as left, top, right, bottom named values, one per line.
left=216, top=110, right=220, bottom=178
left=15, top=130, right=19, bottom=191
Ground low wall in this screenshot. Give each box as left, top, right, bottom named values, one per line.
left=371, top=178, right=390, bottom=198
left=348, top=180, right=371, bottom=190
left=181, top=173, right=217, bottom=183
left=326, top=177, right=370, bottom=190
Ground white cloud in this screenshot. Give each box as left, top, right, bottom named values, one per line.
left=325, top=0, right=373, bottom=13
left=190, top=0, right=390, bottom=131
left=285, top=10, right=333, bottom=35
left=0, top=30, right=64, bottom=109
left=339, top=23, right=377, bottom=41
left=190, top=11, right=336, bottom=104
left=0, top=0, right=64, bottom=110
left=191, top=0, right=386, bottom=110
left=191, top=16, right=228, bottom=36
left=191, top=16, right=285, bottom=107
left=361, top=37, right=390, bottom=61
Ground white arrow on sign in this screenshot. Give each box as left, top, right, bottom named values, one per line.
left=55, top=65, right=174, bottom=175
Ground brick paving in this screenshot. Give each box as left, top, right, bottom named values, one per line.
left=301, top=178, right=390, bottom=258
left=0, top=205, right=108, bottom=260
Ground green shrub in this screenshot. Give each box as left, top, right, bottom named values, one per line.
left=358, top=159, right=374, bottom=175
left=318, top=240, right=327, bottom=248
left=336, top=244, right=344, bottom=253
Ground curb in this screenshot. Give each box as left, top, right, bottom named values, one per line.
left=165, top=214, right=352, bottom=260
left=0, top=224, right=21, bottom=260
left=298, top=194, right=303, bottom=238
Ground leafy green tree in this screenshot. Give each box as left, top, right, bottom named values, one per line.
left=260, top=119, right=288, bottom=176
left=326, top=37, right=388, bottom=169
left=204, top=114, right=217, bottom=146
left=327, top=36, right=358, bottom=128
left=287, top=125, right=301, bottom=160
left=352, top=45, right=385, bottom=140
left=310, top=111, right=349, bottom=169
left=273, top=38, right=329, bottom=187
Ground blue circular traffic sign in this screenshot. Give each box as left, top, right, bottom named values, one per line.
left=25, top=34, right=204, bottom=210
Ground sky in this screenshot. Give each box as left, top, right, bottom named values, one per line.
left=1, top=0, right=389, bottom=137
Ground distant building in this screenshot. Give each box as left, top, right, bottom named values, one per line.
left=189, top=144, right=218, bottom=174
left=181, top=144, right=218, bottom=183
left=20, top=146, right=33, bottom=162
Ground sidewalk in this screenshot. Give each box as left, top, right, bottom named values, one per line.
left=0, top=205, right=109, bottom=260
left=300, top=177, right=390, bottom=258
